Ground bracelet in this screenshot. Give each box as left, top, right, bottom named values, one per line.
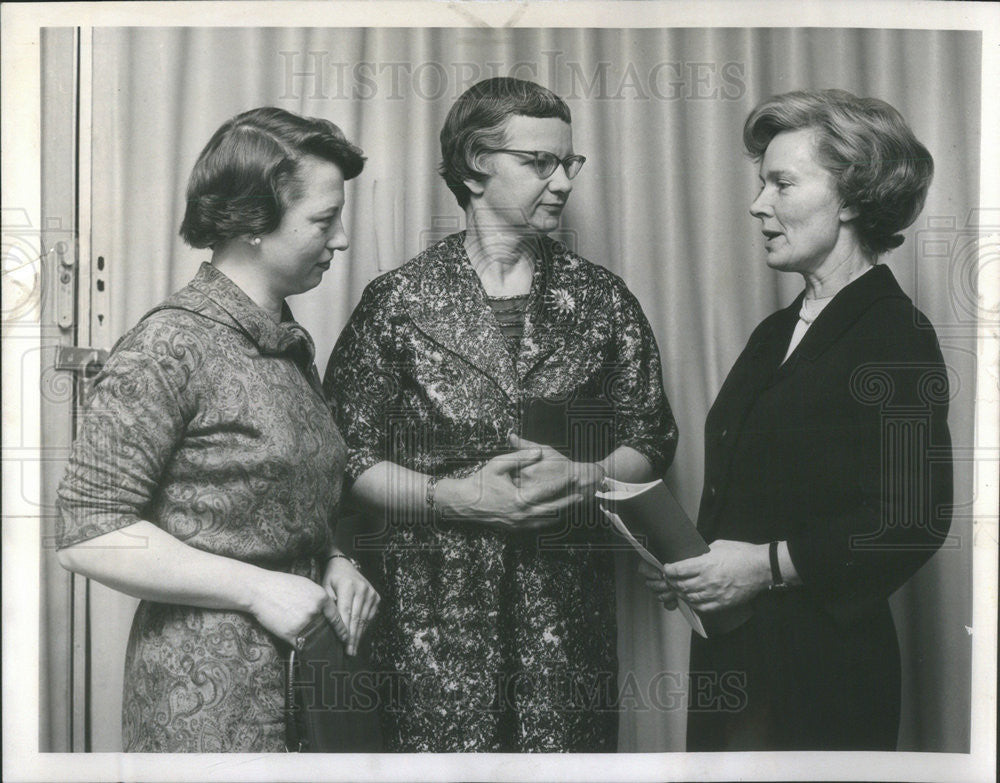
left=425, top=474, right=440, bottom=514
left=326, top=553, right=361, bottom=571
left=768, top=541, right=789, bottom=591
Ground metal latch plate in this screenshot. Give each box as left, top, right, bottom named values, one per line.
left=54, top=345, right=108, bottom=374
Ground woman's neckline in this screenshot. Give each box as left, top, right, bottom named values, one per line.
left=460, top=230, right=543, bottom=298
left=799, top=264, right=874, bottom=324
left=486, top=292, right=531, bottom=302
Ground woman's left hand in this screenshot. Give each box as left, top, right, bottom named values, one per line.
left=507, top=433, right=606, bottom=498
left=637, top=559, right=679, bottom=611
left=662, top=540, right=770, bottom=612
left=322, top=555, right=380, bottom=656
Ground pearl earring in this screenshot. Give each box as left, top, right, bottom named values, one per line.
left=251, top=236, right=261, bottom=246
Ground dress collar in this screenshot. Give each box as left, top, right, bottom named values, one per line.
left=401, top=232, right=563, bottom=402
left=186, top=262, right=316, bottom=363
left=784, top=263, right=906, bottom=362
left=798, top=264, right=874, bottom=324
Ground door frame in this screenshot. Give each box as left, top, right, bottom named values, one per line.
left=39, top=25, right=98, bottom=752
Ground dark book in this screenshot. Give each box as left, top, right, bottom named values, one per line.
left=597, top=478, right=709, bottom=563
left=597, top=479, right=752, bottom=637
left=517, top=395, right=616, bottom=463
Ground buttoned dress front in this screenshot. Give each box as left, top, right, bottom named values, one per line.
left=324, top=232, right=677, bottom=751
left=57, top=263, right=346, bottom=752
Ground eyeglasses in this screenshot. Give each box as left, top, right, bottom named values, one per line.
left=484, top=148, right=587, bottom=180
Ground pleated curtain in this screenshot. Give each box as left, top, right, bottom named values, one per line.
left=64, top=26, right=978, bottom=752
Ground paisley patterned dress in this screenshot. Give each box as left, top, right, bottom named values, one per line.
left=57, top=263, right=346, bottom=752
left=324, top=232, right=677, bottom=751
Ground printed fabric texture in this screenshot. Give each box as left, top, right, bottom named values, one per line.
left=58, top=263, right=346, bottom=752
left=324, top=232, right=677, bottom=751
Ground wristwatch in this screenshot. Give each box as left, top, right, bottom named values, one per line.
left=425, top=474, right=441, bottom=514
left=768, top=541, right=789, bottom=591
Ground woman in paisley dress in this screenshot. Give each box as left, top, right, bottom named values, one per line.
left=324, top=78, right=677, bottom=751
left=57, top=107, right=380, bottom=752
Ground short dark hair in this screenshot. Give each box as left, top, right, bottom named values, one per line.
left=743, top=89, right=933, bottom=256
left=439, top=77, right=572, bottom=208
left=180, top=107, right=365, bottom=249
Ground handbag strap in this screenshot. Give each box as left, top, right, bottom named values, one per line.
left=284, top=647, right=306, bottom=752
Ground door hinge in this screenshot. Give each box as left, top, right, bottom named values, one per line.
left=55, top=345, right=108, bottom=375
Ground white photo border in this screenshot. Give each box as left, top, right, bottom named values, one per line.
left=2, top=2, right=997, bottom=781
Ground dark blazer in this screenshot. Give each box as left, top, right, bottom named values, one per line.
left=688, top=264, right=953, bottom=751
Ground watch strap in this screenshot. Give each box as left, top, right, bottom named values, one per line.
left=768, top=541, right=789, bottom=591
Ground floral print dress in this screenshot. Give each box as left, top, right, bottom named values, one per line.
left=57, top=263, right=346, bottom=752
left=324, top=232, right=677, bottom=751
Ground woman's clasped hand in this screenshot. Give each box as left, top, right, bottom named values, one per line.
left=434, top=435, right=606, bottom=532
left=508, top=434, right=608, bottom=496
left=246, top=554, right=379, bottom=656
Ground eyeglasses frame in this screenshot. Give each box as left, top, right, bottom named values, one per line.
left=483, top=148, right=587, bottom=180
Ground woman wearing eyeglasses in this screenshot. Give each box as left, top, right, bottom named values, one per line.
left=323, top=77, right=676, bottom=751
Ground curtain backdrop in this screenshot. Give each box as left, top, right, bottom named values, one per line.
left=70, top=26, right=978, bottom=752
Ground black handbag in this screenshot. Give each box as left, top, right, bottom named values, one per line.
left=284, top=614, right=384, bottom=752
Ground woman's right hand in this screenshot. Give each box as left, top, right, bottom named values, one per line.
left=248, top=569, right=348, bottom=648
left=638, top=559, right=679, bottom=611
left=437, top=448, right=583, bottom=532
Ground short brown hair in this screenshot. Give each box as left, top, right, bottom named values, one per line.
left=180, top=107, right=365, bottom=249
left=439, top=78, right=571, bottom=208
left=744, top=89, right=933, bottom=256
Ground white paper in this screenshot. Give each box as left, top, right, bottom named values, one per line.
left=601, top=506, right=708, bottom=638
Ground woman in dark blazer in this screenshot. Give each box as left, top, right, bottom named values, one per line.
left=641, top=89, right=953, bottom=750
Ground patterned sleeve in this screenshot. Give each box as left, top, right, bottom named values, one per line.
left=56, top=317, right=199, bottom=548
left=323, top=280, right=400, bottom=482
left=607, top=277, right=678, bottom=476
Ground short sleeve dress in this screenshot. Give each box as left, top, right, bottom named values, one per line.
left=323, top=233, right=677, bottom=752
left=57, top=263, right=346, bottom=752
